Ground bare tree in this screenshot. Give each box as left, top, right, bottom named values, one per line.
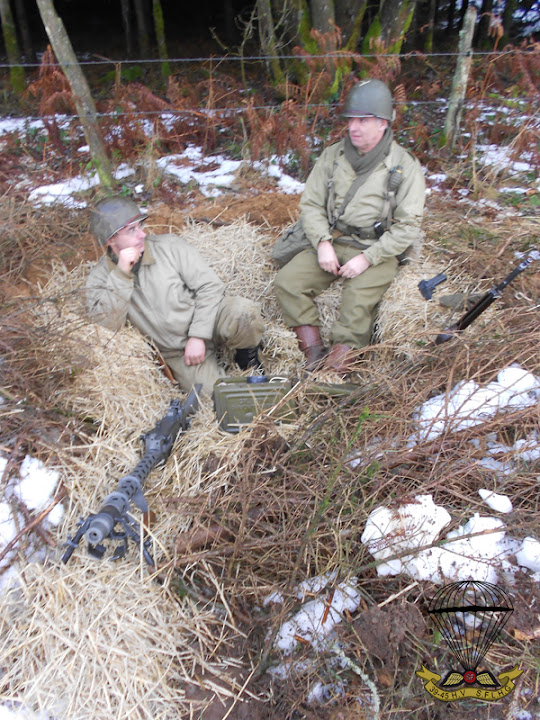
left=152, top=0, right=170, bottom=79
left=35, top=0, right=114, bottom=188
left=0, top=0, right=25, bottom=93
left=441, top=5, right=477, bottom=149
left=14, top=0, right=36, bottom=63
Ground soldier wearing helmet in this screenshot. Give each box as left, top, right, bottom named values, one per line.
left=274, top=78, right=425, bottom=374
left=86, top=196, right=265, bottom=395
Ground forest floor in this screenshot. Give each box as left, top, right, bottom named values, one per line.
left=0, top=67, right=539, bottom=718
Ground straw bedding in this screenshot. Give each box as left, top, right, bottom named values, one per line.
left=0, top=218, right=520, bottom=718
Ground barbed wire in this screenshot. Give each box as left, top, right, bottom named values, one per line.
left=5, top=98, right=537, bottom=127
left=0, top=45, right=538, bottom=70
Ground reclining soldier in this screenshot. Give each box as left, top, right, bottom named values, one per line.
left=274, top=79, right=425, bottom=374
left=86, top=196, right=265, bottom=395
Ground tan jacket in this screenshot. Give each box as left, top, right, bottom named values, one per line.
left=300, top=139, right=425, bottom=266
left=85, top=234, right=225, bottom=352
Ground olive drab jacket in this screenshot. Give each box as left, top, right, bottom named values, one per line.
left=299, top=139, right=425, bottom=267
left=85, top=234, right=225, bottom=352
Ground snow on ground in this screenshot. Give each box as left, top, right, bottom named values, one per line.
left=0, top=455, right=63, bottom=591
left=410, top=365, right=540, bottom=443
left=1, top=105, right=538, bottom=209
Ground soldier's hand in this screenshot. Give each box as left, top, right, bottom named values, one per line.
left=339, top=253, right=371, bottom=279
left=317, top=241, right=340, bottom=275
left=117, top=247, right=143, bottom=274
left=184, top=337, right=206, bottom=366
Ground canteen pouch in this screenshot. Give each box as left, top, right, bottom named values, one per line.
left=270, top=220, right=312, bottom=267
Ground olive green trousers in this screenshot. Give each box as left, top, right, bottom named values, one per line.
left=162, top=296, right=264, bottom=395
left=274, top=244, right=398, bottom=348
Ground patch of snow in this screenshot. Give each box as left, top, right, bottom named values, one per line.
left=515, top=537, right=540, bottom=573
left=478, top=489, right=513, bottom=513
left=274, top=580, right=361, bottom=655
left=411, top=365, right=540, bottom=443
left=361, top=496, right=522, bottom=585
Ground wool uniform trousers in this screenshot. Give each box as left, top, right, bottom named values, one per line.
left=162, top=296, right=264, bottom=395
left=274, top=243, right=398, bottom=348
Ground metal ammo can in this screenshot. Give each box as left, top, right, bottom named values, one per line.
left=213, top=376, right=296, bottom=433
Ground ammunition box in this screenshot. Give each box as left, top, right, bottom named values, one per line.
left=213, top=376, right=297, bottom=433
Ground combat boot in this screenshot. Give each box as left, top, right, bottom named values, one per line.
left=234, top=345, right=264, bottom=372
left=293, top=326, right=327, bottom=371
left=324, top=344, right=355, bottom=374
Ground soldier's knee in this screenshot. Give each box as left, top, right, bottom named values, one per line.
left=274, top=265, right=293, bottom=298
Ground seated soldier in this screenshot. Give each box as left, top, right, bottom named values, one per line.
left=86, top=196, right=265, bottom=395
left=274, top=79, right=425, bottom=374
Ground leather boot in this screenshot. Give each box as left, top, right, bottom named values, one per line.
left=293, top=326, right=327, bottom=371
left=324, top=344, right=355, bottom=374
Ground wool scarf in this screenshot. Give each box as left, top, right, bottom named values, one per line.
left=343, top=125, right=393, bottom=180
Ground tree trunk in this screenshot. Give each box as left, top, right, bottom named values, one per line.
left=223, top=0, right=236, bottom=43
left=441, top=5, right=476, bottom=150
left=0, top=0, right=25, bottom=93
left=458, top=0, right=469, bottom=29
left=14, top=0, right=36, bottom=63
left=501, top=0, right=516, bottom=46
left=152, top=0, right=169, bottom=79
left=424, top=0, right=436, bottom=52
left=121, top=0, right=133, bottom=57
left=341, top=0, right=369, bottom=50
left=257, top=0, right=284, bottom=84
left=133, top=0, right=150, bottom=57
left=35, top=0, right=114, bottom=188
left=475, top=0, right=493, bottom=48
left=446, top=0, right=458, bottom=34
left=363, top=0, right=418, bottom=53
left=311, top=0, right=336, bottom=34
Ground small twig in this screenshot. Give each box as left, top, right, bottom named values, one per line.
left=378, top=581, right=419, bottom=608
left=0, top=486, right=66, bottom=565
left=220, top=666, right=258, bottom=720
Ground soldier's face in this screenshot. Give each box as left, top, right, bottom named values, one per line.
left=348, top=116, right=388, bottom=153
left=108, top=220, right=146, bottom=256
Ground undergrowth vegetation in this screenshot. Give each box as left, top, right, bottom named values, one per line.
left=0, top=40, right=539, bottom=720
left=2, top=37, right=537, bottom=192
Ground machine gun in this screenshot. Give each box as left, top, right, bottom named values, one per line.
left=435, top=251, right=538, bottom=345
left=62, top=384, right=201, bottom=565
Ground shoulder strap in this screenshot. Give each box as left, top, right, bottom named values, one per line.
left=327, top=150, right=373, bottom=232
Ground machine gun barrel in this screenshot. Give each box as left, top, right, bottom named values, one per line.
left=62, top=385, right=201, bottom=563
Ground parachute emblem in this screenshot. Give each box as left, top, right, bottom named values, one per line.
left=416, top=580, right=522, bottom=702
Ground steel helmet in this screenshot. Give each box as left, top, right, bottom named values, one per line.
left=90, top=195, right=149, bottom=245
left=342, top=79, right=394, bottom=121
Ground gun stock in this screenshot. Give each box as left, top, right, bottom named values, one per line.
left=435, top=252, right=538, bottom=345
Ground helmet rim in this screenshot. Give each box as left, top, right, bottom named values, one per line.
left=90, top=196, right=148, bottom=245
left=342, top=79, right=394, bottom=122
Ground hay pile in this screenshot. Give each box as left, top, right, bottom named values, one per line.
left=1, top=218, right=536, bottom=719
